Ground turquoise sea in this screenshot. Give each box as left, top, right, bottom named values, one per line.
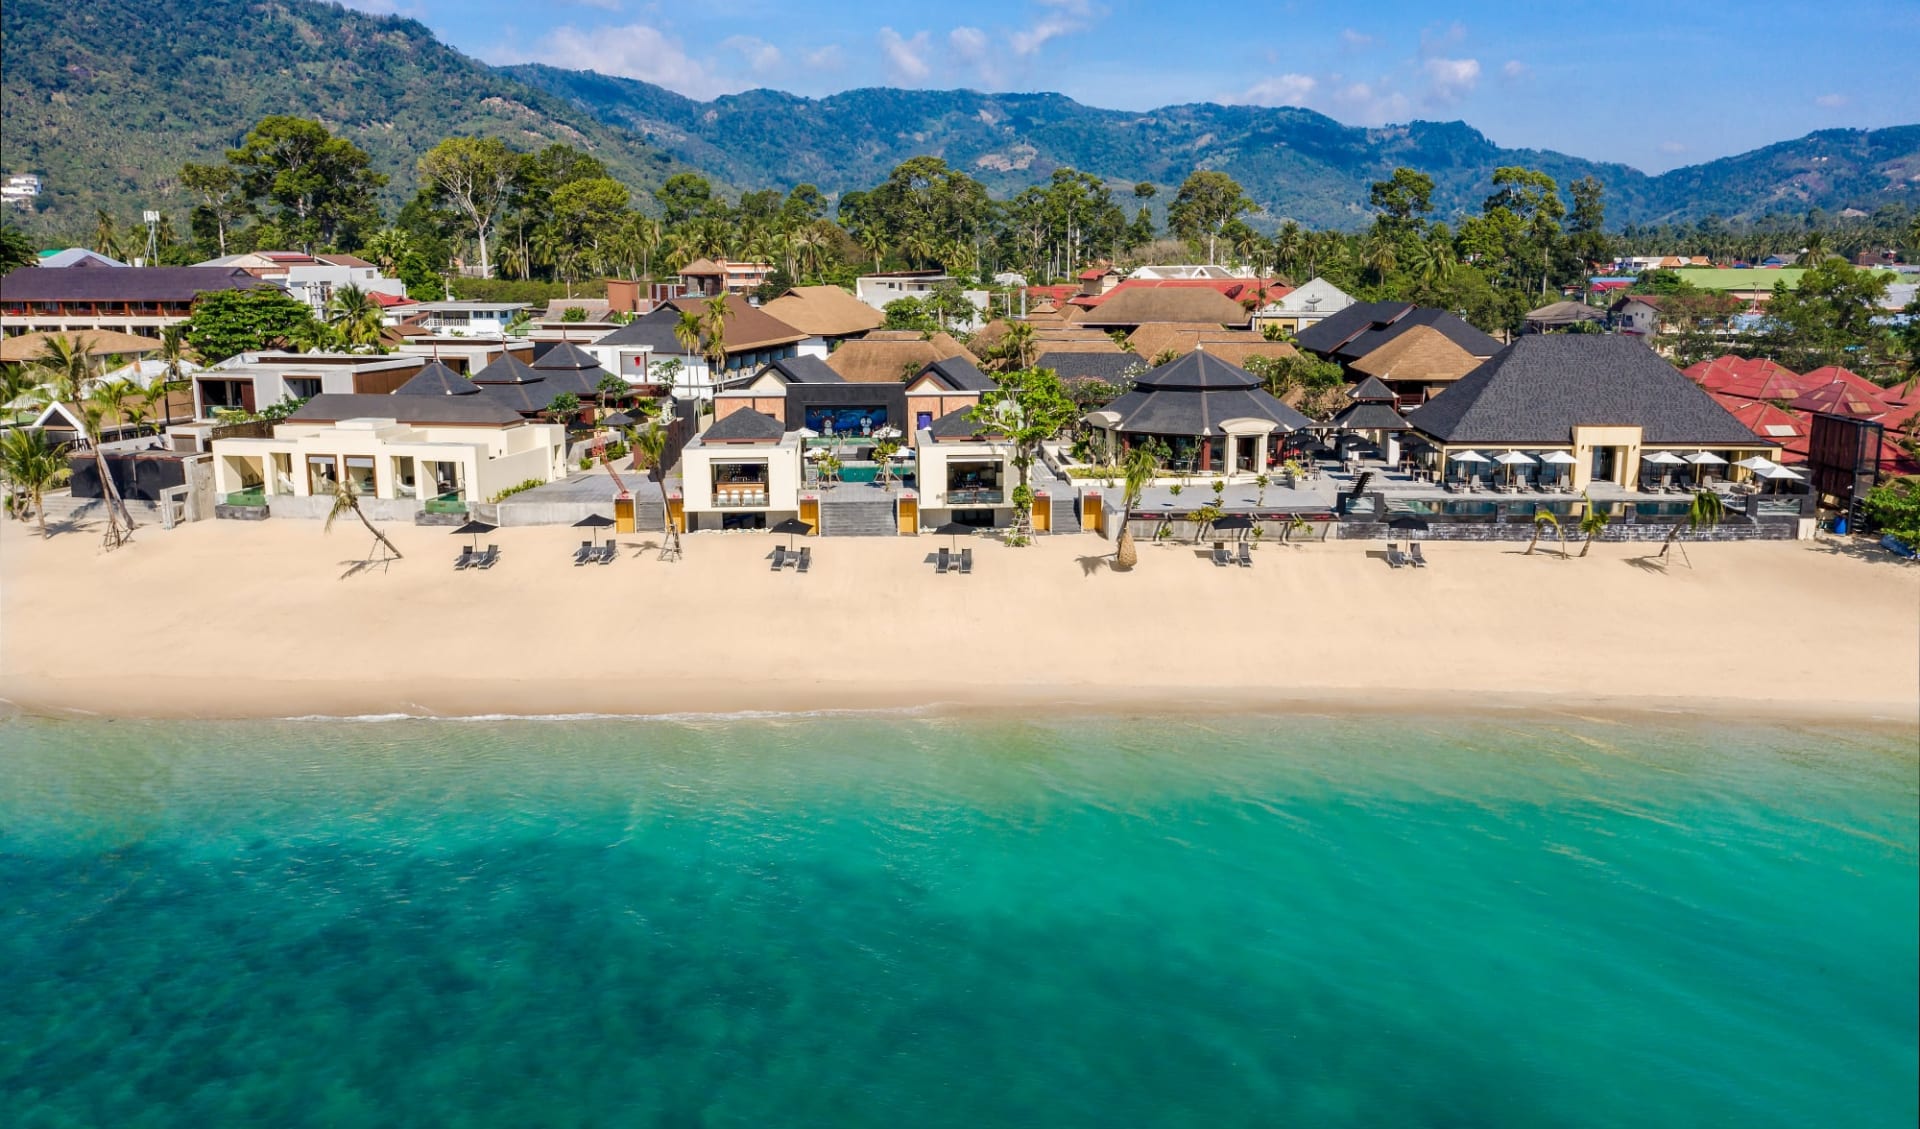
left=1, top=713, right=1914, bottom=1128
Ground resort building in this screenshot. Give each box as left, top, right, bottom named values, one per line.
left=676, top=259, right=775, bottom=297
left=196, top=251, right=406, bottom=313
left=1071, top=285, right=1254, bottom=332
left=903, top=357, right=996, bottom=434
left=914, top=407, right=1016, bottom=530
left=853, top=270, right=990, bottom=330
left=825, top=330, right=977, bottom=384
left=1033, top=351, right=1146, bottom=386
left=468, top=344, right=608, bottom=418
left=208, top=393, right=567, bottom=519
left=1404, top=335, right=1777, bottom=491
left=407, top=301, right=530, bottom=336
left=192, top=353, right=431, bottom=419
left=1298, top=302, right=1503, bottom=407
left=1250, top=278, right=1355, bottom=335
left=677, top=409, right=806, bottom=531
left=759, top=286, right=885, bottom=357
left=0, top=265, right=275, bottom=339
left=1082, top=350, right=1314, bottom=476
left=389, top=338, right=531, bottom=375
left=589, top=295, right=806, bottom=398
left=711, top=356, right=844, bottom=425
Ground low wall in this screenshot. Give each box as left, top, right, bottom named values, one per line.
left=263, top=494, right=426, bottom=522
left=1337, top=519, right=1798, bottom=543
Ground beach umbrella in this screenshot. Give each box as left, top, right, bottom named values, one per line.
left=603, top=411, right=636, bottom=428
left=1387, top=515, right=1430, bottom=531
left=1734, top=455, right=1777, bottom=470
left=1211, top=513, right=1254, bottom=537
left=930, top=520, right=973, bottom=551
left=1684, top=451, right=1726, bottom=488
left=451, top=518, right=497, bottom=551
left=574, top=512, right=616, bottom=549
left=1642, top=450, right=1685, bottom=489
left=1495, top=450, right=1536, bottom=487
left=1448, top=449, right=1489, bottom=486
left=769, top=516, right=813, bottom=550
left=1539, top=450, right=1578, bottom=489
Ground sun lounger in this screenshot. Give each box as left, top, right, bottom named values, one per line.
left=960, top=547, right=973, bottom=575
left=476, top=544, right=500, bottom=570
left=936, top=547, right=950, bottom=574
left=1237, top=542, right=1252, bottom=568
left=797, top=546, right=812, bottom=574
left=770, top=546, right=787, bottom=571
left=595, top=542, right=616, bottom=564
left=1409, top=542, right=1428, bottom=568
left=1211, top=541, right=1231, bottom=567
left=574, top=539, right=594, bottom=565
left=1385, top=541, right=1407, bottom=569
left=454, top=546, right=474, bottom=570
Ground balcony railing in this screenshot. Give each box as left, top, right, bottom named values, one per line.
left=713, top=486, right=769, bottom=507
left=947, top=487, right=1004, bottom=505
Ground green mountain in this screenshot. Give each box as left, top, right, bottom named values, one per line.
left=0, top=0, right=673, bottom=234
left=507, top=65, right=1920, bottom=229
left=2, top=0, right=1913, bottom=236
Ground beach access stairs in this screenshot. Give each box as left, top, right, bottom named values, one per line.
left=816, top=485, right=897, bottom=537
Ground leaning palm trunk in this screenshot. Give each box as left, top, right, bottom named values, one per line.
left=326, top=483, right=403, bottom=560
left=1114, top=523, right=1137, bottom=570
left=92, top=445, right=135, bottom=548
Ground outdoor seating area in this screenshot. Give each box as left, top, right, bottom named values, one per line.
left=454, top=544, right=500, bottom=570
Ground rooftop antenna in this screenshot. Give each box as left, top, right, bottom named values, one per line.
left=142, top=210, right=160, bottom=266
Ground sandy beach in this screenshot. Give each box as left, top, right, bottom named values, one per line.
left=2, top=514, right=1916, bottom=724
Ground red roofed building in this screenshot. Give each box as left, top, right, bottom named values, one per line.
left=1067, top=277, right=1292, bottom=311
left=1790, top=380, right=1894, bottom=420
left=1718, top=398, right=1810, bottom=462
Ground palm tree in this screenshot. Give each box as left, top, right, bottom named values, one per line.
left=1113, top=444, right=1158, bottom=570
left=988, top=322, right=1036, bottom=373
left=1577, top=492, right=1610, bottom=557
left=1659, top=489, right=1725, bottom=563
left=0, top=426, right=71, bottom=537
left=701, top=295, right=731, bottom=383
left=325, top=479, right=403, bottom=560
left=1525, top=509, right=1562, bottom=556
left=33, top=335, right=134, bottom=545
left=632, top=420, right=681, bottom=558
left=361, top=228, right=415, bottom=276
left=673, top=308, right=705, bottom=365
left=286, top=319, right=339, bottom=354
left=327, top=285, right=385, bottom=350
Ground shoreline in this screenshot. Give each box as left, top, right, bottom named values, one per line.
left=4, top=517, right=1916, bottom=732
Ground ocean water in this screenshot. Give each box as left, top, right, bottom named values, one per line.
left=1, top=712, right=1914, bottom=1129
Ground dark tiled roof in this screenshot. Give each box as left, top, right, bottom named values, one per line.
left=1133, top=350, right=1260, bottom=390
left=761, top=355, right=843, bottom=384
left=1097, top=385, right=1312, bottom=435
left=288, top=393, right=524, bottom=426
left=1329, top=401, right=1410, bottom=430
left=927, top=406, right=989, bottom=440
left=702, top=408, right=787, bottom=442
left=1296, top=301, right=1501, bottom=362
left=917, top=355, right=996, bottom=391
left=1034, top=351, right=1146, bottom=383
left=1346, top=375, right=1396, bottom=402
left=1407, top=335, right=1770, bottom=446
left=393, top=361, right=480, bottom=397
left=471, top=353, right=544, bottom=384
left=532, top=341, right=603, bottom=371
left=0, top=266, right=275, bottom=301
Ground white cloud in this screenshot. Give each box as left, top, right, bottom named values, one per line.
left=1501, top=59, right=1529, bottom=80
left=1659, top=140, right=1689, bottom=155
left=721, top=35, right=781, bottom=72
left=1010, top=0, right=1098, bottom=58
left=556, top=0, right=622, bottom=10
left=1422, top=56, right=1480, bottom=102
left=878, top=28, right=931, bottom=81
left=1238, top=74, right=1318, bottom=107
left=1340, top=28, right=1374, bottom=49
left=486, top=23, right=736, bottom=99
left=950, top=26, right=989, bottom=60
left=1814, top=93, right=1850, bottom=109
left=1419, top=20, right=1467, bottom=56
left=805, top=45, right=844, bottom=70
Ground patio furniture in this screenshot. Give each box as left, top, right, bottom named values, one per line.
left=1237, top=542, right=1252, bottom=568
left=1385, top=542, right=1409, bottom=569
left=796, top=547, right=812, bottom=574
left=574, top=539, right=594, bottom=565
left=476, top=545, right=500, bottom=569
left=1409, top=543, right=1428, bottom=568
left=1211, top=542, right=1231, bottom=567
left=770, top=546, right=788, bottom=571
left=936, top=547, right=951, bottom=574
left=960, top=547, right=973, bottom=575
left=596, top=542, right=616, bottom=564
left=454, top=546, right=474, bottom=570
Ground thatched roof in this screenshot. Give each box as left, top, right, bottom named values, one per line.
left=760, top=286, right=885, bottom=338
left=825, top=331, right=977, bottom=384
left=1126, top=324, right=1296, bottom=365
left=1074, top=286, right=1250, bottom=328
left=0, top=329, right=163, bottom=363
left=1348, top=325, right=1485, bottom=383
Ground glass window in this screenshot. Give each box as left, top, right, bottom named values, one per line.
left=343, top=455, right=376, bottom=496
left=307, top=455, right=340, bottom=494
left=285, top=378, right=323, bottom=400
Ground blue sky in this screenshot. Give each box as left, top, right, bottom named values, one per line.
left=344, top=0, right=1919, bottom=174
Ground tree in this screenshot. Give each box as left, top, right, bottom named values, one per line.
left=1761, top=259, right=1893, bottom=370
left=92, top=210, right=126, bottom=259
left=326, top=284, right=385, bottom=350
left=1167, top=171, right=1253, bottom=264
left=881, top=297, right=937, bottom=332
left=418, top=137, right=520, bottom=279
left=1368, top=168, right=1434, bottom=235
left=227, top=117, right=385, bottom=250
left=632, top=420, right=681, bottom=559
left=326, top=479, right=402, bottom=561
left=0, top=224, right=35, bottom=274
left=546, top=177, right=630, bottom=281
left=1481, top=166, right=1566, bottom=297
left=1566, top=176, right=1612, bottom=267
left=32, top=336, right=135, bottom=547
left=1525, top=509, right=1562, bottom=556
left=186, top=288, right=319, bottom=362
left=655, top=173, right=716, bottom=228
left=179, top=162, right=249, bottom=257
left=1577, top=492, right=1610, bottom=557
left=1861, top=476, right=1920, bottom=546
left=546, top=392, right=581, bottom=429
left=1659, top=489, right=1725, bottom=563
left=966, top=366, right=1078, bottom=542
left=1113, top=443, right=1158, bottom=570
left=0, top=427, right=71, bottom=538
left=984, top=321, right=1037, bottom=372
left=700, top=295, right=732, bottom=378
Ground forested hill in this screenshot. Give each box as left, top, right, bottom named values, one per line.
left=508, top=65, right=1920, bottom=229
left=3, top=0, right=1915, bottom=233
left=0, top=0, right=673, bottom=227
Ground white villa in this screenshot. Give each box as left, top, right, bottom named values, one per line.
left=1251, top=277, right=1355, bottom=335
left=677, top=408, right=806, bottom=532
left=914, top=408, right=1015, bottom=529
left=408, top=301, right=530, bottom=336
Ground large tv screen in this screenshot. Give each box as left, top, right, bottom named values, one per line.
left=804, top=406, right=889, bottom=437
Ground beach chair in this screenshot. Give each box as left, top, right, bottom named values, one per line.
left=596, top=542, right=616, bottom=564
left=770, top=546, right=787, bottom=571
left=574, top=539, right=594, bottom=565
left=960, top=547, right=973, bottom=575
left=1237, top=542, right=1252, bottom=568
left=454, top=546, right=474, bottom=570
left=797, top=546, right=812, bottom=574
left=1211, top=541, right=1231, bottom=567
left=1385, top=541, right=1406, bottom=569
left=477, top=544, right=500, bottom=569
left=1409, top=542, right=1428, bottom=568
left=936, top=547, right=951, bottom=574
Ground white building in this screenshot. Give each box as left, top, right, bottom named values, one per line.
left=196, top=252, right=407, bottom=313
left=854, top=271, right=990, bottom=331
left=409, top=301, right=531, bottom=337
left=2, top=174, right=42, bottom=208
left=677, top=409, right=807, bottom=532
left=1250, top=277, right=1356, bottom=334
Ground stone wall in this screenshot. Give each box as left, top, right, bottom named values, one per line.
left=1337, top=519, right=1798, bottom=543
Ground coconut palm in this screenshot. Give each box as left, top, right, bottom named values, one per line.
left=1659, top=489, right=1725, bottom=562
left=1577, top=493, right=1610, bottom=557
left=701, top=295, right=731, bottom=381
left=1525, top=509, right=1562, bottom=556
left=327, top=284, right=385, bottom=350
left=360, top=228, right=414, bottom=276
left=325, top=478, right=402, bottom=560
left=0, top=426, right=71, bottom=537
left=33, top=335, right=135, bottom=545
left=673, top=308, right=705, bottom=362
left=632, top=420, right=681, bottom=557
left=1114, top=444, right=1158, bottom=570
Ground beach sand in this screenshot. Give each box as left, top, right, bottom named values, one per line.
left=2, top=514, right=1916, bottom=724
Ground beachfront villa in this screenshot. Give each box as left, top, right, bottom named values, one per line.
left=467, top=346, right=606, bottom=418
left=1404, top=336, right=1779, bottom=491
left=193, top=352, right=433, bottom=419
left=1082, top=350, right=1314, bottom=477
left=677, top=408, right=806, bottom=532
left=208, top=393, right=567, bottom=520
left=914, top=406, right=1015, bottom=529
left=903, top=357, right=997, bottom=434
